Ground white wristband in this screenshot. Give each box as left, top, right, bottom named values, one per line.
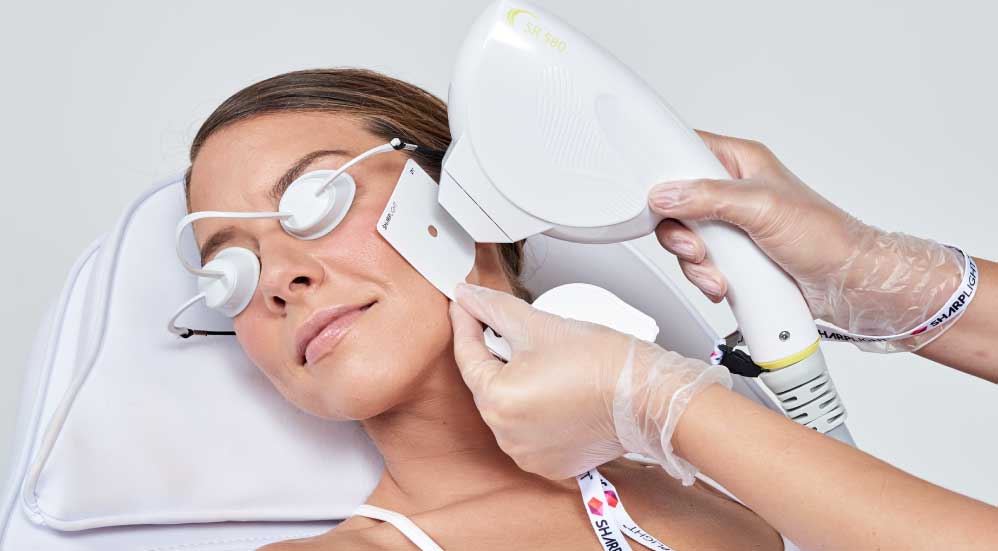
left=711, top=247, right=978, bottom=365
left=814, top=247, right=978, bottom=346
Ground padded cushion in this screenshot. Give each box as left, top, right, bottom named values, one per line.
left=19, top=177, right=382, bottom=531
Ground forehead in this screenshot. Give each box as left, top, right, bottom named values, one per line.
left=188, top=112, right=379, bottom=212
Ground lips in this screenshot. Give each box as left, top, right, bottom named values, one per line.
left=295, top=301, right=375, bottom=365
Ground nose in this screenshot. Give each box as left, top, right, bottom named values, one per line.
left=257, top=243, right=325, bottom=315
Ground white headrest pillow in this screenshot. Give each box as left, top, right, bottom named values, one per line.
left=20, top=177, right=383, bottom=531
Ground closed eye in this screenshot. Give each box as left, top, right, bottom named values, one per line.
left=199, top=226, right=260, bottom=266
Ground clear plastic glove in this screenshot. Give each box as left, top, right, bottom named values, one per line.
left=449, top=283, right=732, bottom=483
left=650, top=130, right=965, bottom=352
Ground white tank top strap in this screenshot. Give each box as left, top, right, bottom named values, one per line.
left=352, top=504, right=445, bottom=551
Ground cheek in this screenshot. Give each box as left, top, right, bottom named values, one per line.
left=233, top=311, right=277, bottom=373
left=232, top=310, right=311, bottom=404
left=308, top=226, right=458, bottom=419
left=309, top=288, right=455, bottom=420
left=228, top=198, right=461, bottom=420
left=236, top=312, right=332, bottom=417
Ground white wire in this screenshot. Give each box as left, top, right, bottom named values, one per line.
left=174, top=210, right=290, bottom=275
left=175, top=139, right=418, bottom=274
left=315, top=141, right=407, bottom=196
left=167, top=293, right=206, bottom=336
left=169, top=139, right=420, bottom=336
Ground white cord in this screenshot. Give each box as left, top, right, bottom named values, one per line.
left=167, top=293, right=206, bottom=336
left=176, top=138, right=419, bottom=274
left=174, top=210, right=290, bottom=275
left=314, top=140, right=417, bottom=196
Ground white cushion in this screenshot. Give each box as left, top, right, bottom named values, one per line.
left=18, top=177, right=383, bottom=531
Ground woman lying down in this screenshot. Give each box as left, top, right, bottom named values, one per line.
left=184, top=68, right=784, bottom=550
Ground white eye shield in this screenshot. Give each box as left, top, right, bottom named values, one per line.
left=168, top=138, right=427, bottom=334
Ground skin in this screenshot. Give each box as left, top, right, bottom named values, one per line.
left=917, top=258, right=997, bottom=378
left=673, top=385, right=998, bottom=551
left=187, top=112, right=783, bottom=550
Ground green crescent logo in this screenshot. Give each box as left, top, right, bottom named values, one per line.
left=505, top=8, right=535, bottom=26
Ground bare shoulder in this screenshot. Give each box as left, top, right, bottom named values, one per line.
left=599, top=458, right=784, bottom=551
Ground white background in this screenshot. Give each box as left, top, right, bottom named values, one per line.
left=1, top=0, right=995, bottom=506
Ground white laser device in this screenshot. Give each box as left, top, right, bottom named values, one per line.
left=439, top=0, right=850, bottom=439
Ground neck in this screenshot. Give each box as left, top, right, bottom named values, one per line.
left=360, top=350, right=546, bottom=513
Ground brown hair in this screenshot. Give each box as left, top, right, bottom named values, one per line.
left=186, top=68, right=529, bottom=300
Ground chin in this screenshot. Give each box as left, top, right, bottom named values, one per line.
left=238, top=282, right=456, bottom=421
left=300, top=310, right=454, bottom=421
left=306, top=361, right=422, bottom=421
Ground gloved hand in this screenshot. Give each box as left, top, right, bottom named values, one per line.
left=449, top=283, right=732, bottom=483
left=650, top=130, right=966, bottom=352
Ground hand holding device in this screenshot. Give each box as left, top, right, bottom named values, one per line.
left=449, top=283, right=731, bottom=483
left=651, top=131, right=970, bottom=353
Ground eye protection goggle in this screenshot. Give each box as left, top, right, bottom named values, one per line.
left=168, top=138, right=438, bottom=337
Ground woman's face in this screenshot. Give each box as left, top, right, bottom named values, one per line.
left=188, top=113, right=505, bottom=420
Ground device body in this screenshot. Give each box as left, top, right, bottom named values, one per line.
left=439, top=0, right=848, bottom=435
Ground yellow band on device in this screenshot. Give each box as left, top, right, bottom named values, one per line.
left=757, top=338, right=821, bottom=371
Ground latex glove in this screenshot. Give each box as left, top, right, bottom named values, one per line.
left=449, top=283, right=732, bottom=484
left=650, top=130, right=965, bottom=352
